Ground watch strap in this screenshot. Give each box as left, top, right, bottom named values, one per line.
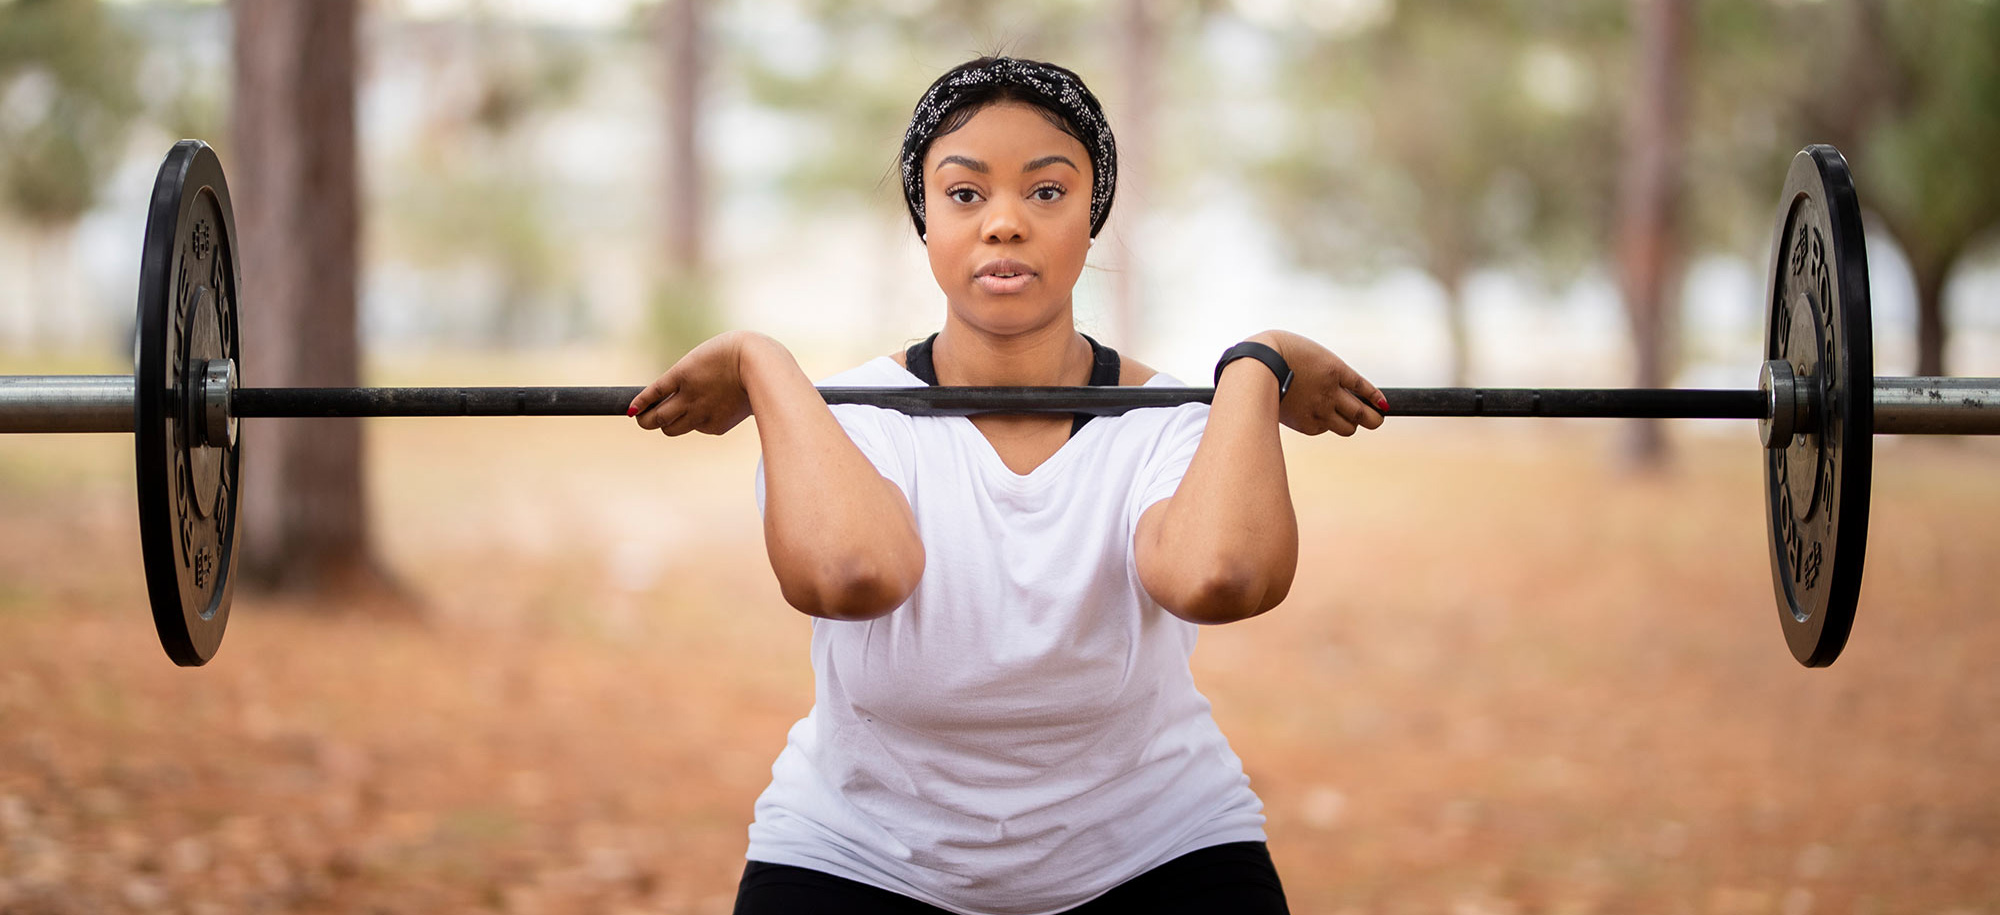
left=1214, top=341, right=1293, bottom=398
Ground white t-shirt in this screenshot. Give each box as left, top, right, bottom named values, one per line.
left=747, top=356, right=1266, bottom=915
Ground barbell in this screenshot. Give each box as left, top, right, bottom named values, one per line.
left=2, top=140, right=1997, bottom=668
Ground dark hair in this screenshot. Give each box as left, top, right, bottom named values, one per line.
left=898, top=57, right=1118, bottom=239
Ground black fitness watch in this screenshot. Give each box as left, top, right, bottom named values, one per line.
left=1214, top=341, right=1293, bottom=398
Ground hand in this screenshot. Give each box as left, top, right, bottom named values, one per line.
left=628, top=331, right=770, bottom=436
left=1244, top=330, right=1387, bottom=437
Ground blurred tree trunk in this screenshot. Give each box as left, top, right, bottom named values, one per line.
left=1615, top=0, right=1689, bottom=468
left=1111, top=0, right=1157, bottom=348
left=233, top=0, right=383, bottom=594
left=1439, top=270, right=1470, bottom=389
left=1836, top=0, right=1945, bottom=377
left=1790, top=0, right=1989, bottom=377
left=660, top=0, right=703, bottom=275
left=1908, top=244, right=1954, bottom=377
left=654, top=0, right=711, bottom=355
left=1421, top=196, right=1473, bottom=387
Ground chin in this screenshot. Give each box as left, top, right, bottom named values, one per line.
left=953, top=294, right=1070, bottom=337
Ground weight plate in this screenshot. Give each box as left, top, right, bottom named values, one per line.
left=135, top=140, right=241, bottom=667
left=1762, top=145, right=1872, bottom=667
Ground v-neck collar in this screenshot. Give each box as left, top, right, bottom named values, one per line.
left=874, top=357, right=1105, bottom=484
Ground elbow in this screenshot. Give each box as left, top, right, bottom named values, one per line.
left=781, top=551, right=923, bottom=622
left=1164, top=563, right=1292, bottom=625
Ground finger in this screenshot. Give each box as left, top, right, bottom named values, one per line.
left=639, top=394, right=686, bottom=432
left=1349, top=376, right=1389, bottom=415
left=629, top=376, right=678, bottom=420
left=634, top=394, right=673, bottom=430
left=662, top=406, right=705, bottom=437
left=1356, top=404, right=1384, bottom=431
left=1319, top=405, right=1358, bottom=438
left=1337, top=389, right=1384, bottom=431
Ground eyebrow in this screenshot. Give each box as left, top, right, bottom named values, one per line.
left=932, top=154, right=1082, bottom=175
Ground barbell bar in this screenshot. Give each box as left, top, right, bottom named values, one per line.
left=6, top=377, right=1999, bottom=430
left=0, top=140, right=1991, bottom=669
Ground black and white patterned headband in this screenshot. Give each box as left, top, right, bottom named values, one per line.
left=899, top=57, right=1118, bottom=239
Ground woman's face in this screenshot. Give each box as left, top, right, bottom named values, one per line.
left=921, top=102, right=1094, bottom=337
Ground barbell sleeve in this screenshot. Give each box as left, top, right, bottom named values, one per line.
left=0, top=375, right=134, bottom=433
left=1871, top=377, right=2000, bottom=435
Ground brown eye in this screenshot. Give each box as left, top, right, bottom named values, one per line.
left=1031, top=185, right=1064, bottom=202
left=948, top=188, right=981, bottom=204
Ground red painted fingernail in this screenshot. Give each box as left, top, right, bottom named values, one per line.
left=627, top=405, right=639, bottom=417
left=1376, top=395, right=1390, bottom=412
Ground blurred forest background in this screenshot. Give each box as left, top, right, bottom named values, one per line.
left=1, top=0, right=1998, bottom=912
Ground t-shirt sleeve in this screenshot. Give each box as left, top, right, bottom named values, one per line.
left=755, top=404, right=913, bottom=516
left=1130, top=403, right=1210, bottom=524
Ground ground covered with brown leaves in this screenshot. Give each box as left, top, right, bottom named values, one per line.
left=2, top=398, right=1996, bottom=914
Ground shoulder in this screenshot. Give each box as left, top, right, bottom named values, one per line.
left=1095, top=366, right=1208, bottom=448
left=806, top=359, right=925, bottom=480
left=1141, top=368, right=1210, bottom=436
left=816, top=357, right=923, bottom=443
left=1119, top=355, right=1160, bottom=387
left=819, top=356, right=923, bottom=388
left=1135, top=363, right=1187, bottom=389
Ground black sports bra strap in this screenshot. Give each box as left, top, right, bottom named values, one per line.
left=1073, top=334, right=1120, bottom=437
left=904, top=333, right=941, bottom=386
left=1081, top=334, right=1120, bottom=386
left=902, top=332, right=1121, bottom=438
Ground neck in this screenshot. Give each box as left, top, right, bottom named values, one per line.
left=933, top=306, right=1089, bottom=388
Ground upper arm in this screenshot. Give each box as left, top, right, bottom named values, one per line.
left=1133, top=497, right=1180, bottom=608
left=1127, top=404, right=1207, bottom=617
left=756, top=402, right=925, bottom=620
left=1129, top=396, right=1297, bottom=624
left=755, top=404, right=912, bottom=513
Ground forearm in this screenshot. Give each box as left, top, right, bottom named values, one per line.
left=1140, top=356, right=1299, bottom=623
left=743, top=339, right=924, bottom=620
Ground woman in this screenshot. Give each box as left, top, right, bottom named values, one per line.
left=630, top=56, right=1386, bottom=915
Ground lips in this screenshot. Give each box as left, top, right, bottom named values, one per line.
left=974, top=259, right=1036, bottom=294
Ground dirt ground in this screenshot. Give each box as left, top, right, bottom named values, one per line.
left=1, top=383, right=1996, bottom=914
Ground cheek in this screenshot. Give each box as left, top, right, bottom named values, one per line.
left=920, top=196, right=955, bottom=271
left=926, top=242, right=954, bottom=291
left=1046, top=186, right=1095, bottom=281
left=924, top=218, right=972, bottom=286
left=1046, top=223, right=1092, bottom=283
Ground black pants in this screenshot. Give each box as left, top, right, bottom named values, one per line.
left=732, top=841, right=1289, bottom=915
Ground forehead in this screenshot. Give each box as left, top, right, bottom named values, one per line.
left=922, top=101, right=1090, bottom=170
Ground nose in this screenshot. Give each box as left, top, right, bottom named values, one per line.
left=981, top=196, right=1027, bottom=244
